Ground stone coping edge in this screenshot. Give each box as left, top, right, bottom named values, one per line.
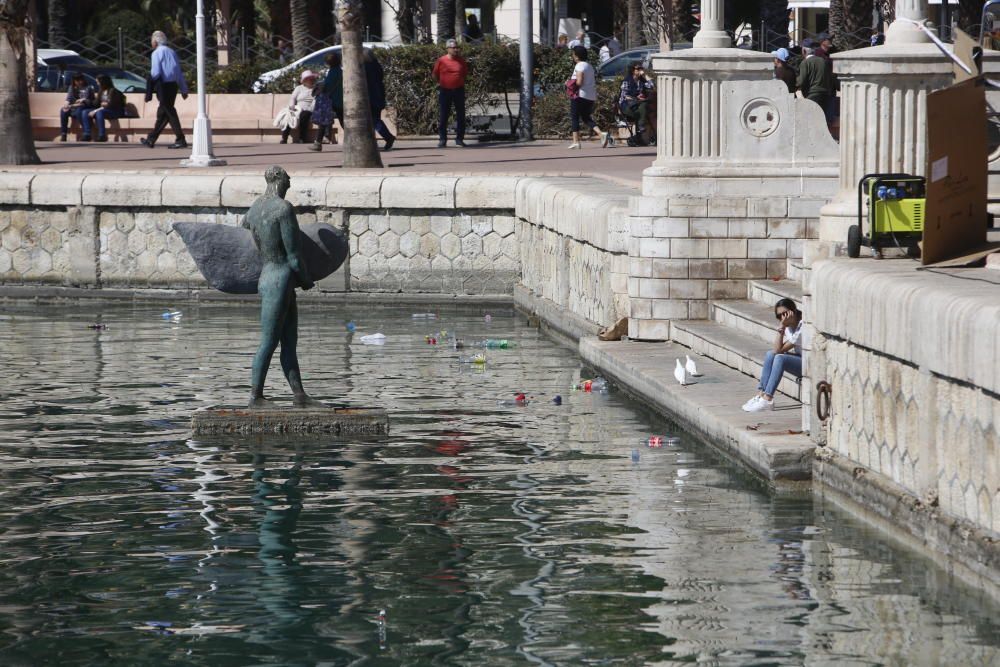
left=814, top=447, right=999, bottom=603
left=812, top=258, right=1000, bottom=395
left=579, top=337, right=814, bottom=485
left=0, top=171, right=527, bottom=211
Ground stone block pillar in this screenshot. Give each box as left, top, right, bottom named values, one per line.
left=815, top=2, right=952, bottom=257
left=626, top=46, right=839, bottom=340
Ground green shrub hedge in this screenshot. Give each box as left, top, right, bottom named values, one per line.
left=186, top=43, right=621, bottom=138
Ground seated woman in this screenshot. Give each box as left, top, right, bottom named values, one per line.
left=619, top=62, right=655, bottom=146
left=86, top=75, right=126, bottom=142
left=281, top=70, right=318, bottom=144
left=742, top=298, right=803, bottom=412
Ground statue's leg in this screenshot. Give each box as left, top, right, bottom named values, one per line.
left=249, top=271, right=291, bottom=408
left=280, top=293, right=323, bottom=407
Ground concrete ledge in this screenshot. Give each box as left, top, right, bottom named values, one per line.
left=579, top=337, right=814, bottom=484
left=381, top=176, right=457, bottom=209
left=515, top=177, right=633, bottom=253
left=192, top=406, right=389, bottom=435
left=220, top=175, right=267, bottom=208
left=814, top=447, right=999, bottom=602
left=327, top=176, right=383, bottom=208
left=83, top=173, right=165, bottom=207
left=0, top=172, right=33, bottom=205
left=162, top=174, right=224, bottom=208
left=31, top=172, right=84, bottom=206
left=455, top=176, right=521, bottom=209
left=812, top=259, right=1000, bottom=394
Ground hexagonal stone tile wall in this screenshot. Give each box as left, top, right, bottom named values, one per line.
left=825, top=337, right=999, bottom=536
left=0, top=209, right=96, bottom=284
left=348, top=210, right=520, bottom=294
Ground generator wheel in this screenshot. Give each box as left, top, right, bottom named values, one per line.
left=847, top=225, right=862, bottom=258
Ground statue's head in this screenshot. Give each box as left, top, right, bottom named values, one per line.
left=264, top=165, right=291, bottom=198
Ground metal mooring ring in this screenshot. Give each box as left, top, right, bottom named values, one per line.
left=816, top=381, right=832, bottom=421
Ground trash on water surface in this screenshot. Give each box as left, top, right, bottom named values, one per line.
left=484, top=314, right=492, bottom=323
left=412, top=313, right=437, bottom=319
left=346, top=321, right=356, bottom=332
left=161, top=310, right=182, bottom=320
left=360, top=333, right=387, bottom=345
left=552, top=395, right=562, bottom=405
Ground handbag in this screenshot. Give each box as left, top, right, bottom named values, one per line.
left=311, top=93, right=334, bottom=126
left=565, top=78, right=580, bottom=100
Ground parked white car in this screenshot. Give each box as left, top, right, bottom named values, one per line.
left=36, top=48, right=147, bottom=93
left=252, top=42, right=393, bottom=92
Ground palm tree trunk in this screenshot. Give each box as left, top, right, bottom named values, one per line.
left=673, top=0, right=694, bottom=40
left=289, top=0, right=309, bottom=59
left=337, top=0, right=383, bottom=168
left=958, top=0, right=985, bottom=30
left=437, top=0, right=455, bottom=42
left=47, top=0, right=68, bottom=48
left=831, top=0, right=874, bottom=50
left=628, top=0, right=643, bottom=47
left=455, top=0, right=467, bottom=41
left=0, top=0, right=41, bottom=164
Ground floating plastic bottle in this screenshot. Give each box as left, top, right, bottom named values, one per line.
left=412, top=313, right=437, bottom=320
left=665, top=436, right=681, bottom=446
left=377, top=609, right=387, bottom=650
left=484, top=314, right=492, bottom=323
left=161, top=310, right=182, bottom=320
left=573, top=377, right=608, bottom=393
left=449, top=336, right=465, bottom=350
left=346, top=321, right=356, bottom=332
left=87, top=323, right=108, bottom=330
left=458, top=353, right=487, bottom=365
left=497, top=393, right=530, bottom=407
left=477, top=339, right=512, bottom=349
left=631, top=449, right=641, bottom=463
left=425, top=335, right=437, bottom=345
left=647, top=436, right=664, bottom=448
left=552, top=395, right=562, bottom=405
left=645, top=435, right=680, bottom=447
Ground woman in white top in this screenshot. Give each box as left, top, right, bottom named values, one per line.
left=568, top=45, right=610, bottom=150
left=281, top=70, right=318, bottom=144
left=743, top=298, right=804, bottom=412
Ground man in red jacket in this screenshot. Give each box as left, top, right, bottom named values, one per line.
left=432, top=38, right=469, bottom=148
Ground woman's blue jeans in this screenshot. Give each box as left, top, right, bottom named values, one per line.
left=758, top=351, right=802, bottom=397
left=92, top=108, right=122, bottom=139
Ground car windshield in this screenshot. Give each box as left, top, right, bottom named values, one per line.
left=600, top=51, right=652, bottom=79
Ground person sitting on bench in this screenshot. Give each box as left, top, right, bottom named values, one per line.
left=619, top=62, right=654, bottom=146
left=85, top=74, right=127, bottom=143
left=59, top=73, right=96, bottom=141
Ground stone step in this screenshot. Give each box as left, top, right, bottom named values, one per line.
left=671, top=320, right=803, bottom=401
left=712, top=299, right=782, bottom=344
left=786, top=258, right=806, bottom=283
left=748, top=278, right=804, bottom=308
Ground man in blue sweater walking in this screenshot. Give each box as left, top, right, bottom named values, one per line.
left=141, top=31, right=189, bottom=149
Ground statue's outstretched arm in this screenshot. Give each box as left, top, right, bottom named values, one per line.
left=280, top=205, right=314, bottom=290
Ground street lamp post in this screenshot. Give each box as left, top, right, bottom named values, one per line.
left=182, top=0, right=226, bottom=167
left=518, top=0, right=533, bottom=141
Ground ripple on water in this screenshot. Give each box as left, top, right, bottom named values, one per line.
left=0, top=302, right=996, bottom=666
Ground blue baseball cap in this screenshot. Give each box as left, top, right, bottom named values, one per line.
left=771, top=47, right=790, bottom=62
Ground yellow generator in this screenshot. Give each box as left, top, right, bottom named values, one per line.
left=849, top=173, right=926, bottom=258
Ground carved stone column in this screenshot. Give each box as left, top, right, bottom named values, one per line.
left=692, top=0, right=731, bottom=49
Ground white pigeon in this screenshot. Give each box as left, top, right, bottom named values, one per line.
left=674, top=358, right=689, bottom=386
left=685, top=354, right=702, bottom=377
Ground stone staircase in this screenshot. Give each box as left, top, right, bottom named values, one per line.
left=671, top=258, right=806, bottom=401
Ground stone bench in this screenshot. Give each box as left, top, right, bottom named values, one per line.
left=29, top=92, right=350, bottom=144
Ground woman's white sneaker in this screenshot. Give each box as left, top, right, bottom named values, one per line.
left=568, top=142, right=581, bottom=150
left=741, top=396, right=761, bottom=411
left=746, top=398, right=774, bottom=412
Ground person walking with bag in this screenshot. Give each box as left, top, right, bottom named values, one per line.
left=432, top=39, right=469, bottom=148
left=567, top=45, right=609, bottom=150
left=140, top=30, right=189, bottom=149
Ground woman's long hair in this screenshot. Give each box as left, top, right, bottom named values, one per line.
left=774, top=298, right=802, bottom=323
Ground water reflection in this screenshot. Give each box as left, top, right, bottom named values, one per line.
left=0, top=303, right=996, bottom=666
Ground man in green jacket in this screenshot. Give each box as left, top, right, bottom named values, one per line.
left=795, top=43, right=832, bottom=112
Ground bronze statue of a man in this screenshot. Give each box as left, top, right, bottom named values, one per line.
left=242, top=166, right=320, bottom=408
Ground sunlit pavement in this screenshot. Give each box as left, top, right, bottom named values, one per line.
left=31, top=137, right=655, bottom=187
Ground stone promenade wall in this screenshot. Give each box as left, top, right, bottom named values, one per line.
left=0, top=171, right=632, bottom=333
left=809, top=259, right=999, bottom=591
left=0, top=172, right=522, bottom=295
left=514, top=178, right=631, bottom=333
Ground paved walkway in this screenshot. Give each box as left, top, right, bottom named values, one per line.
left=30, top=137, right=656, bottom=187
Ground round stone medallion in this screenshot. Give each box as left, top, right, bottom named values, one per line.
left=740, top=99, right=780, bottom=137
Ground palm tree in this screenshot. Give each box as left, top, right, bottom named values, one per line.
left=437, top=0, right=455, bottom=42
left=958, top=0, right=985, bottom=30
left=337, top=0, right=382, bottom=168
left=455, top=0, right=467, bottom=41
left=628, top=0, right=643, bottom=46
left=829, top=0, right=874, bottom=50
left=289, top=0, right=309, bottom=59
left=48, top=0, right=69, bottom=48
left=0, top=0, right=40, bottom=164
